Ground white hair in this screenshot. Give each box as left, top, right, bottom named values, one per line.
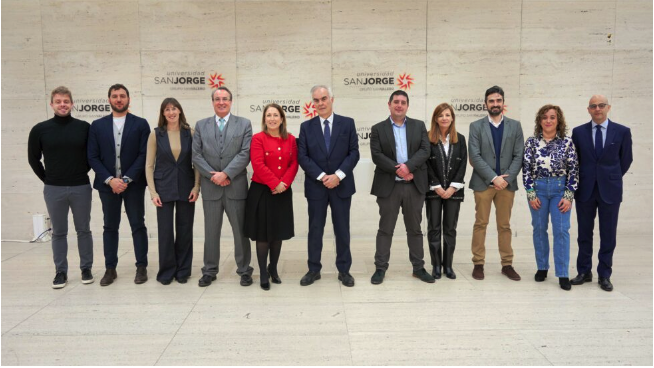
left=310, top=85, right=333, bottom=98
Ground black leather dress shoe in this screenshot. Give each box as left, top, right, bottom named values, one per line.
left=443, top=267, right=456, bottom=279
left=570, top=272, right=592, bottom=285
left=431, top=267, right=442, bottom=279
left=268, top=265, right=282, bottom=284
left=371, top=269, right=385, bottom=285
left=338, top=272, right=355, bottom=287
left=535, top=270, right=548, bottom=282
left=413, top=268, right=436, bottom=283
left=198, top=274, right=217, bottom=287
left=300, top=271, right=321, bottom=286
left=260, top=281, right=270, bottom=291
left=176, top=277, right=188, bottom=284
left=240, top=274, right=253, bottom=286
left=598, top=277, right=613, bottom=291
left=159, top=279, right=172, bottom=285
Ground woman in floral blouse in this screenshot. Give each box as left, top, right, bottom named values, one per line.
left=522, top=104, right=579, bottom=291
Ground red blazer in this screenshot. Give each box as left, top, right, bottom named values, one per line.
left=250, top=131, right=299, bottom=190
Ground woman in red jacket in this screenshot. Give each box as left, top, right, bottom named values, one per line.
left=244, top=103, right=299, bottom=290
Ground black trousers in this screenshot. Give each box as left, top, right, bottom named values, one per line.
left=156, top=200, right=195, bottom=281
left=426, top=197, right=461, bottom=270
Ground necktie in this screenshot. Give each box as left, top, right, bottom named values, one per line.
left=595, top=125, right=603, bottom=157
left=324, top=120, right=331, bottom=150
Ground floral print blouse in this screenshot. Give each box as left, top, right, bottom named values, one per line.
left=522, top=134, right=579, bottom=202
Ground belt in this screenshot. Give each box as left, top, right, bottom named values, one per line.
left=395, top=180, right=413, bottom=184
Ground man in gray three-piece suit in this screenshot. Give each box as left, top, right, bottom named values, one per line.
left=468, top=85, right=524, bottom=282
left=192, top=86, right=254, bottom=287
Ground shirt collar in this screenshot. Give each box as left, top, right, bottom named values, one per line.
left=389, top=116, right=407, bottom=127
left=592, top=119, right=609, bottom=129
left=319, top=113, right=334, bottom=125
left=488, top=114, right=504, bottom=125
left=215, top=113, right=231, bottom=123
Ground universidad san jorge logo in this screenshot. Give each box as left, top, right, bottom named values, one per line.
left=303, top=102, right=317, bottom=118
left=397, top=73, right=414, bottom=90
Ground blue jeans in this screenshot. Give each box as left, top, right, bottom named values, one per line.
left=529, top=177, right=570, bottom=277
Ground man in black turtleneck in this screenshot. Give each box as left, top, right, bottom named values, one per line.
left=28, top=86, right=94, bottom=289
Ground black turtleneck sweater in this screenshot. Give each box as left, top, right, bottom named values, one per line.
left=28, top=114, right=91, bottom=186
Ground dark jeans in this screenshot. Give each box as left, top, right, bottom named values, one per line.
left=99, top=185, right=148, bottom=269
left=43, top=184, right=93, bottom=273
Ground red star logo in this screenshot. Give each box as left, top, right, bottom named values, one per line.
left=303, top=102, right=317, bottom=118
left=207, top=73, right=225, bottom=89
left=397, top=73, right=414, bottom=90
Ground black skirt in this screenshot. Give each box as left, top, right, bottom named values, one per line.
left=244, top=181, right=295, bottom=241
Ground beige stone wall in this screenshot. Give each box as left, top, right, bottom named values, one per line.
left=2, top=0, right=651, bottom=240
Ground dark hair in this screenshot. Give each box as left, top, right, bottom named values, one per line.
left=388, top=90, right=409, bottom=104
left=484, top=85, right=504, bottom=102
left=534, top=104, right=567, bottom=138
left=428, top=103, right=458, bottom=144
left=157, top=98, right=190, bottom=131
left=108, top=84, right=129, bottom=98
left=261, top=103, right=288, bottom=140
left=50, top=86, right=73, bottom=103
left=212, top=86, right=233, bottom=101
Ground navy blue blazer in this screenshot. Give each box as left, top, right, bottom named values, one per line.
left=87, top=113, right=151, bottom=192
left=297, top=114, right=360, bottom=200
left=571, top=119, right=632, bottom=204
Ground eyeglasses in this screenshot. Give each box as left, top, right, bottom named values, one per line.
left=588, top=103, right=608, bottom=109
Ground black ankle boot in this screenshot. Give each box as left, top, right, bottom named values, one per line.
left=534, top=270, right=548, bottom=282
left=443, top=267, right=456, bottom=279
left=268, top=265, right=281, bottom=284
left=559, top=277, right=571, bottom=291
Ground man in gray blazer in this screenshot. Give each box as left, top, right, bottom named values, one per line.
left=369, top=90, right=434, bottom=285
left=468, top=85, right=524, bottom=281
left=192, top=86, right=253, bottom=287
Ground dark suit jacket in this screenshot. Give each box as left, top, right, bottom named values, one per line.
left=571, top=119, right=633, bottom=204
left=370, top=117, right=430, bottom=198
left=426, top=133, right=467, bottom=201
left=88, top=113, right=151, bottom=192
left=152, top=127, right=195, bottom=203
left=297, top=114, right=360, bottom=200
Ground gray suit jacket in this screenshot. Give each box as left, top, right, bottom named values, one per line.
left=468, top=116, right=524, bottom=192
left=192, top=114, right=252, bottom=200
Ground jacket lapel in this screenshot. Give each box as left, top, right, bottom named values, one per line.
left=482, top=119, right=495, bottom=153
left=499, top=118, right=510, bottom=155
left=314, top=117, right=328, bottom=157
left=587, top=121, right=598, bottom=159
left=600, top=120, right=617, bottom=160
left=103, top=116, right=116, bottom=153
left=120, top=114, right=133, bottom=147
left=405, top=118, right=414, bottom=155
left=383, top=119, right=396, bottom=160
left=328, top=115, right=341, bottom=155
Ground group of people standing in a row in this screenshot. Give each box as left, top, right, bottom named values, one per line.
left=28, top=83, right=632, bottom=292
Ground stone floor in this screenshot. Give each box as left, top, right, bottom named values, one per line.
left=2, top=234, right=652, bottom=365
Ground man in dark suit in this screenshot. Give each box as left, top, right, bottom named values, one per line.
left=192, top=87, right=253, bottom=288
left=297, top=85, right=359, bottom=287
left=88, top=84, right=151, bottom=286
left=369, top=90, right=434, bottom=285
left=571, top=95, right=633, bottom=291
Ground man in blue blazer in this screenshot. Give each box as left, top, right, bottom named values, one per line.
left=571, top=95, right=632, bottom=291
left=88, top=84, right=151, bottom=286
left=297, top=85, right=360, bottom=287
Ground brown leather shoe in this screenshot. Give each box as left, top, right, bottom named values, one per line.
left=100, top=268, right=117, bottom=286
left=501, top=265, right=521, bottom=281
left=134, top=266, right=148, bottom=284
left=472, top=265, right=484, bottom=280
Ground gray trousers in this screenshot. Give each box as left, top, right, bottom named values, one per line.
left=201, top=196, right=253, bottom=277
left=374, top=182, right=426, bottom=271
left=43, top=184, right=93, bottom=273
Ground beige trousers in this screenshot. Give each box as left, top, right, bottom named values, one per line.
left=471, top=187, right=515, bottom=266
